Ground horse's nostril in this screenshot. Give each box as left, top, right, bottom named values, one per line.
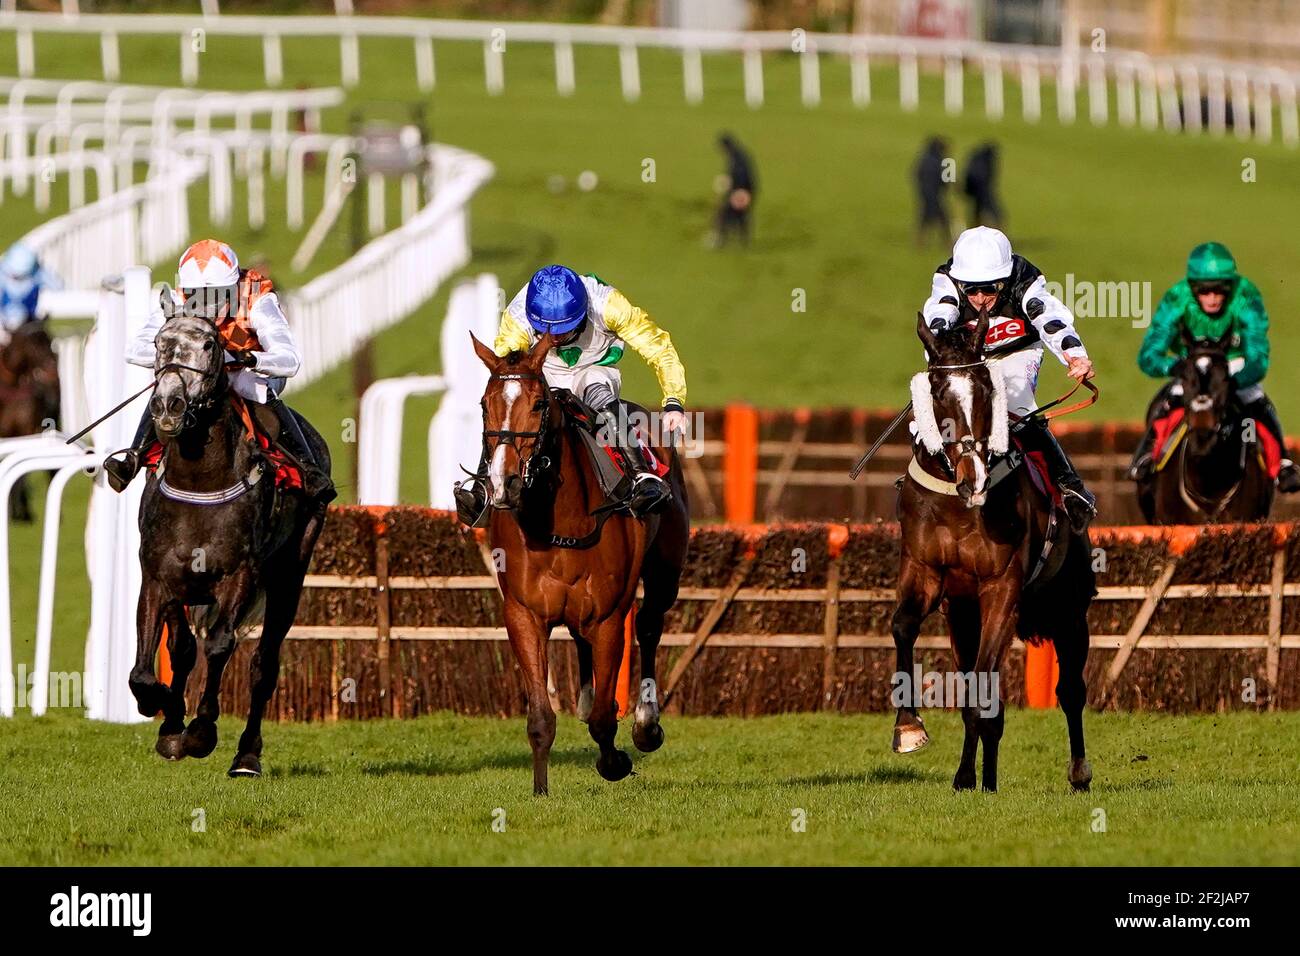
left=167, top=397, right=186, bottom=415
left=148, top=396, right=164, bottom=415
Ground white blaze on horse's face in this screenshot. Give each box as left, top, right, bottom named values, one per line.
left=946, top=373, right=989, bottom=507
left=489, top=380, right=522, bottom=507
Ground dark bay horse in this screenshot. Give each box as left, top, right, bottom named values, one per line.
left=892, top=310, right=1095, bottom=792
left=1136, top=332, right=1274, bottom=524
left=0, top=322, right=61, bottom=520
left=127, top=315, right=330, bottom=777
left=471, top=333, right=689, bottom=795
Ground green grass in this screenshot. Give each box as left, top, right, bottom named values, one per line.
left=1, top=710, right=1296, bottom=865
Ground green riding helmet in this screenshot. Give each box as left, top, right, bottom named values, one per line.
left=1186, top=242, right=1239, bottom=284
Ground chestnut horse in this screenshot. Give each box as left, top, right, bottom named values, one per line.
left=1136, top=332, right=1274, bottom=524
left=892, top=310, right=1095, bottom=792
left=471, top=333, right=689, bottom=795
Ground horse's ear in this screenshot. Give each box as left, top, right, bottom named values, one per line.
left=469, top=332, right=499, bottom=371
left=973, top=305, right=991, bottom=355
left=527, top=332, right=554, bottom=370
left=916, top=312, right=940, bottom=358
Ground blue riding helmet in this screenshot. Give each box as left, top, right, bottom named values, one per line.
left=2, top=243, right=39, bottom=281
left=525, top=265, right=588, bottom=335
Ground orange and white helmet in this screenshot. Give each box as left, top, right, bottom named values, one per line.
left=177, top=239, right=240, bottom=290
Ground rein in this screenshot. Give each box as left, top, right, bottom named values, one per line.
left=481, top=370, right=553, bottom=489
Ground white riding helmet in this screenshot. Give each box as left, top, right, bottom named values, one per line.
left=949, top=226, right=1013, bottom=284
left=177, top=239, right=240, bottom=289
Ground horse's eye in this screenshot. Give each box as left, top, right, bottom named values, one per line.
left=533, top=399, right=547, bottom=412
left=203, top=341, right=214, bottom=351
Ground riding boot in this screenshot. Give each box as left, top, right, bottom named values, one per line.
left=1017, top=416, right=1096, bottom=533
left=1129, top=382, right=1178, bottom=482
left=103, top=408, right=157, bottom=493
left=1242, top=395, right=1300, bottom=493
left=454, top=444, right=492, bottom=527
left=596, top=401, right=670, bottom=518
left=268, top=398, right=336, bottom=504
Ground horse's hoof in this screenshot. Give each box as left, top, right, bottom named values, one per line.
left=155, top=734, right=186, bottom=761
left=1069, top=758, right=1093, bottom=792
left=182, top=720, right=218, bottom=759
left=596, top=749, right=634, bottom=782
left=576, top=685, right=594, bottom=723
left=632, top=721, right=665, bottom=753
left=953, top=769, right=977, bottom=791
left=892, top=723, right=930, bottom=754
left=228, top=753, right=262, bottom=778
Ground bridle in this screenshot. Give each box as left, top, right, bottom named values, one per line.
left=154, top=357, right=225, bottom=431
left=482, top=370, right=553, bottom=489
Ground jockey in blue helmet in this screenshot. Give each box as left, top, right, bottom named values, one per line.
left=455, top=265, right=688, bottom=524
left=0, top=242, right=63, bottom=344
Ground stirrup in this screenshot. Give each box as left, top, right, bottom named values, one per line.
left=1060, top=485, right=1096, bottom=532
left=454, top=480, right=490, bottom=528
left=103, top=450, right=141, bottom=494
left=628, top=472, right=670, bottom=517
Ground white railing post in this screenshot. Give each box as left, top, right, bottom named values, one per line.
left=340, top=31, right=360, bottom=87
left=682, top=46, right=703, bottom=104
left=620, top=42, right=640, bottom=102
left=1087, top=55, right=1107, bottom=125
left=944, top=54, right=963, bottom=115
left=416, top=35, right=436, bottom=92
left=851, top=45, right=870, bottom=107
left=100, top=31, right=120, bottom=82
left=554, top=38, right=575, bottom=96
left=899, top=49, right=918, bottom=111
left=744, top=45, right=763, bottom=108
left=800, top=48, right=820, bottom=108
left=983, top=54, right=1002, bottom=120
left=1019, top=55, right=1041, bottom=122
left=263, top=32, right=283, bottom=87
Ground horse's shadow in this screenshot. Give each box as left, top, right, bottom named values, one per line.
left=359, top=747, right=594, bottom=778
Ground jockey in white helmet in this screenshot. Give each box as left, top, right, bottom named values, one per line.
left=103, top=239, right=333, bottom=500
left=920, top=226, right=1097, bottom=530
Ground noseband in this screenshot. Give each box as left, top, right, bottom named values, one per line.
left=154, top=358, right=224, bottom=430
left=483, top=370, right=552, bottom=488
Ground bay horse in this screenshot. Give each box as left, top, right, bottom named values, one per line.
left=892, top=310, right=1095, bottom=792
left=127, top=315, right=331, bottom=777
left=471, top=333, right=689, bottom=795
left=0, top=322, right=61, bottom=520
left=1136, top=331, right=1274, bottom=524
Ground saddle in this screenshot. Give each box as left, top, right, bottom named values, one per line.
left=1148, top=405, right=1282, bottom=479
left=554, top=390, right=669, bottom=508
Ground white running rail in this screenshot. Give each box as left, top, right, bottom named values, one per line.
left=0, top=12, right=1297, bottom=146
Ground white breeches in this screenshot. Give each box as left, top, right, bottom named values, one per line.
left=989, top=346, right=1044, bottom=418
left=544, top=363, right=621, bottom=409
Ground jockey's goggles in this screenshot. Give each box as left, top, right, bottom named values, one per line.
left=957, top=279, right=1007, bottom=297
left=178, top=285, right=240, bottom=321
left=1189, top=280, right=1234, bottom=297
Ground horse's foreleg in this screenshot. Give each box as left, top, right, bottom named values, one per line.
left=129, top=576, right=182, bottom=759
left=973, top=574, right=1019, bottom=793
left=571, top=627, right=594, bottom=723
left=162, top=604, right=198, bottom=730
left=891, top=556, right=942, bottom=754
left=505, top=600, right=556, bottom=796
left=186, top=572, right=254, bottom=761
left=587, top=614, right=633, bottom=783
left=1054, top=619, right=1093, bottom=791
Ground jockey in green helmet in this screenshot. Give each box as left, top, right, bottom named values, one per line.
left=1130, top=242, right=1299, bottom=492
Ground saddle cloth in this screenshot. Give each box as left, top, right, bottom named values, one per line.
left=1150, top=406, right=1282, bottom=479
left=142, top=395, right=303, bottom=491
left=555, top=391, right=670, bottom=503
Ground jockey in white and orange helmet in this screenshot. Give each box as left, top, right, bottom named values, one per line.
left=103, top=239, right=333, bottom=500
